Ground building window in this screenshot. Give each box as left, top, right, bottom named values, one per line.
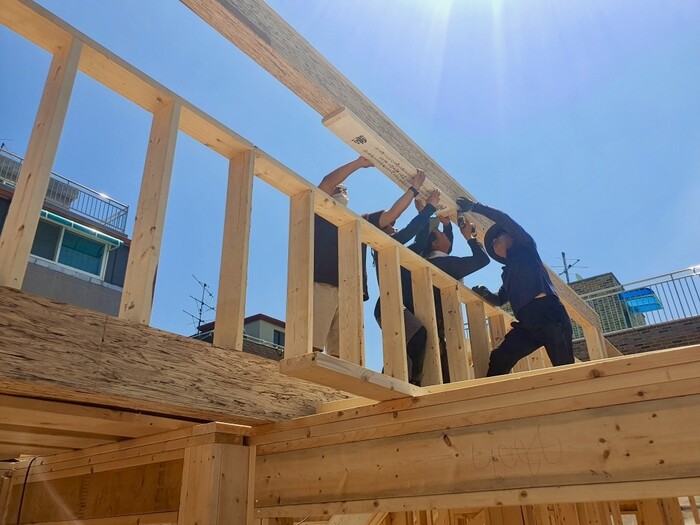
left=273, top=330, right=285, bottom=347
left=58, top=230, right=105, bottom=276
left=30, top=218, right=109, bottom=278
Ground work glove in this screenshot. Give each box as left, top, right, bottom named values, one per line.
left=456, top=196, right=476, bottom=214
left=472, top=285, right=500, bottom=306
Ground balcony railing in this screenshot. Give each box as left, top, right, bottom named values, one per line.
left=574, top=266, right=700, bottom=337
left=0, top=148, right=129, bottom=233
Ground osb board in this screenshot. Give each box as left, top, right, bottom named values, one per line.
left=0, top=286, right=346, bottom=425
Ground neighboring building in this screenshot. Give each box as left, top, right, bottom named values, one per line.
left=193, top=313, right=286, bottom=361
left=242, top=313, right=286, bottom=347
left=0, top=148, right=130, bottom=315
left=569, top=272, right=646, bottom=337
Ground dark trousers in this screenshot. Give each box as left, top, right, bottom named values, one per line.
left=486, top=295, right=574, bottom=376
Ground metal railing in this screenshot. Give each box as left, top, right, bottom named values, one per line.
left=574, top=266, right=700, bottom=337
left=0, top=148, right=129, bottom=233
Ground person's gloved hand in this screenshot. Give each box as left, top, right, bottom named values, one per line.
left=456, top=196, right=476, bottom=214
left=472, top=285, right=500, bottom=306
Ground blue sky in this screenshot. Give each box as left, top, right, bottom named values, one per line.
left=1, top=1, right=698, bottom=371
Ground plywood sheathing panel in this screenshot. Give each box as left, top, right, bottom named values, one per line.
left=0, top=286, right=346, bottom=426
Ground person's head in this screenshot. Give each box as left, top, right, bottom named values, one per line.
left=491, top=231, right=513, bottom=259
left=484, top=224, right=512, bottom=264
left=427, top=229, right=452, bottom=254
left=332, top=184, right=349, bottom=206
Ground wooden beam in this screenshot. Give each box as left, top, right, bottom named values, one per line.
left=120, top=100, right=180, bottom=325
left=214, top=150, right=255, bottom=351
left=0, top=37, right=81, bottom=289
left=465, top=301, right=490, bottom=379
left=280, top=353, right=420, bottom=401
left=179, top=442, right=255, bottom=525
left=285, top=190, right=315, bottom=358
left=338, top=219, right=365, bottom=366
left=582, top=325, right=608, bottom=361
left=411, top=267, right=442, bottom=386
left=323, top=108, right=455, bottom=213
left=254, top=395, right=700, bottom=515
left=181, top=0, right=604, bottom=334
left=0, top=0, right=253, bottom=158
left=440, top=285, right=471, bottom=381
left=250, top=345, right=700, bottom=453
left=378, top=245, right=408, bottom=381
left=0, top=394, right=191, bottom=438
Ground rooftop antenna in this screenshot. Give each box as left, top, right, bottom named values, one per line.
left=183, top=274, right=216, bottom=333
left=558, top=252, right=587, bottom=284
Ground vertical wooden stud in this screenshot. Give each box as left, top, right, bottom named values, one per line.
left=440, top=284, right=470, bottom=382
left=213, top=151, right=255, bottom=350
left=465, top=300, right=490, bottom=378
left=0, top=38, right=82, bottom=288
left=583, top=325, right=608, bottom=361
left=338, top=219, right=365, bottom=365
left=120, top=100, right=180, bottom=324
left=411, top=267, right=441, bottom=386
left=378, top=245, right=408, bottom=381
left=284, top=190, right=314, bottom=358
left=179, top=442, right=255, bottom=525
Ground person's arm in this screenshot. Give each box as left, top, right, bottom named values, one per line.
left=450, top=238, right=490, bottom=279
left=472, top=285, right=507, bottom=307
left=392, top=190, right=439, bottom=245
left=457, top=197, right=534, bottom=246
left=318, top=156, right=373, bottom=195
left=377, top=169, right=427, bottom=228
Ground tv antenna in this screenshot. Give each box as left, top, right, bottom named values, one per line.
left=183, top=275, right=216, bottom=333
left=556, top=252, right=587, bottom=284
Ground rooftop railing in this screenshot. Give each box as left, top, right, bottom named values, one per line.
left=0, top=148, right=129, bottom=233
left=574, top=266, right=700, bottom=337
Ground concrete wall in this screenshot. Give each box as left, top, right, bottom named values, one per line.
left=22, top=257, right=122, bottom=316
left=574, top=315, right=700, bottom=360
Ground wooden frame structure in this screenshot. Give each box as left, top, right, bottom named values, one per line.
left=1, top=1, right=699, bottom=524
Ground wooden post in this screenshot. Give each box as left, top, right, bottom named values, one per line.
left=583, top=324, right=608, bottom=361
left=120, top=100, right=181, bottom=324
left=439, top=284, right=471, bottom=381
left=0, top=38, right=82, bottom=289
left=688, top=496, right=700, bottom=524
left=465, top=300, right=490, bottom=379
left=338, top=219, right=365, bottom=365
left=284, top=190, right=314, bottom=358
left=214, top=151, right=255, bottom=351
left=378, top=245, right=408, bottom=381
left=411, top=267, right=441, bottom=386
left=178, top=442, right=255, bottom=525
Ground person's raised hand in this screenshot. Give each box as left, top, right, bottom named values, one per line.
left=426, top=189, right=441, bottom=207
left=411, top=169, right=427, bottom=189
left=356, top=156, right=374, bottom=168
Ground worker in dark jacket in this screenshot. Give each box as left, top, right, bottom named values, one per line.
left=370, top=189, right=442, bottom=385
left=407, top=211, right=490, bottom=382
left=458, top=196, right=574, bottom=376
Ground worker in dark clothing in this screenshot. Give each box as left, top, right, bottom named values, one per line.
left=409, top=212, right=490, bottom=382
left=370, top=189, right=442, bottom=385
left=458, top=196, right=575, bottom=376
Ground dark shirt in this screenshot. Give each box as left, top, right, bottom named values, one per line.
left=424, top=238, right=490, bottom=319
left=369, top=204, right=437, bottom=313
left=314, top=215, right=339, bottom=286
left=472, top=202, right=557, bottom=317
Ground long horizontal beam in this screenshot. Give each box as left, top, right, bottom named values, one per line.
left=180, top=0, right=604, bottom=332
left=252, top=350, right=700, bottom=514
